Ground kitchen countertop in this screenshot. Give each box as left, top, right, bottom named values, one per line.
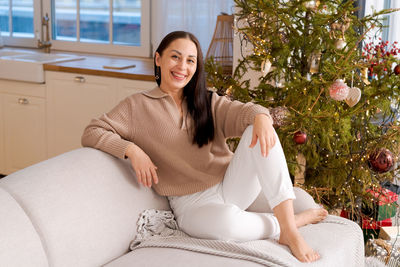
left=44, top=54, right=155, bottom=81
left=2, top=47, right=155, bottom=82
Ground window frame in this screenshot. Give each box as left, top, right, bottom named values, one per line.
left=1, top=0, right=42, bottom=47
left=42, top=0, right=151, bottom=57
left=2, top=0, right=151, bottom=57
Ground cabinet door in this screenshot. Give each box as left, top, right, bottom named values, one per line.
left=117, top=79, right=156, bottom=102
left=4, top=94, right=46, bottom=174
left=0, top=94, right=4, bottom=175
left=47, top=72, right=117, bottom=158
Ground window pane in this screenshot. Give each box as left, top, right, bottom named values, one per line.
left=54, top=0, right=77, bottom=41
left=0, top=0, right=9, bottom=35
left=80, top=0, right=109, bottom=43
left=12, top=0, right=33, bottom=37
left=113, top=0, right=141, bottom=46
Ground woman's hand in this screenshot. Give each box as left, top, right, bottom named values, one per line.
left=125, top=143, right=158, bottom=187
left=249, top=114, right=276, bottom=157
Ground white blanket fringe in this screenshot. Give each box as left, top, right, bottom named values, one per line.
left=130, top=209, right=357, bottom=267
left=134, top=209, right=181, bottom=240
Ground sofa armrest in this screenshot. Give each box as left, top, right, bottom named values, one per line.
left=0, top=147, right=170, bottom=267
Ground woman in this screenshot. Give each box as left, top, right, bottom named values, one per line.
left=82, top=31, right=327, bottom=263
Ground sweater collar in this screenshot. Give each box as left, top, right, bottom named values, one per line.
left=142, top=86, right=170, bottom=99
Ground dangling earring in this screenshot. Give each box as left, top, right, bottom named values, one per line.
left=155, top=67, right=160, bottom=80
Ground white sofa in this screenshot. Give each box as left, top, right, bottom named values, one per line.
left=0, top=148, right=365, bottom=267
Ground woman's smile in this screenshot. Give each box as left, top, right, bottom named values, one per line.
left=171, top=71, right=187, bottom=81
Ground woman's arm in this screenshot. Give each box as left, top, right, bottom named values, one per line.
left=212, top=93, right=273, bottom=137
left=81, top=98, right=158, bottom=187
left=81, top=98, right=134, bottom=159
left=125, top=143, right=159, bottom=188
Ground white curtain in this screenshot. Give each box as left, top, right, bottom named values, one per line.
left=388, top=1, right=400, bottom=45
left=364, top=0, right=400, bottom=45
left=151, top=0, right=234, bottom=57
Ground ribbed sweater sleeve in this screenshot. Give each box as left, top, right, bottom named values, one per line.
left=81, top=98, right=134, bottom=159
left=212, top=93, right=272, bottom=138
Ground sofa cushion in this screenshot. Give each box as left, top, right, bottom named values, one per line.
left=0, top=148, right=170, bottom=267
left=103, top=247, right=263, bottom=267
left=105, top=215, right=364, bottom=267
left=0, top=188, right=49, bottom=267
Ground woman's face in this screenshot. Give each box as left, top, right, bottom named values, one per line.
left=155, top=38, right=197, bottom=93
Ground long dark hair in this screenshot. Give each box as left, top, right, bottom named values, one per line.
left=154, top=31, right=214, bottom=147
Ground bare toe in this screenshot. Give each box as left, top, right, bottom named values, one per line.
left=295, top=208, right=328, bottom=228
left=279, top=229, right=320, bottom=263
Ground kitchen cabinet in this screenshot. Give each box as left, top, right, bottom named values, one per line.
left=117, top=78, right=157, bottom=100
left=46, top=71, right=117, bottom=158
left=0, top=80, right=47, bottom=175
left=0, top=71, right=155, bottom=175
left=46, top=71, right=156, bottom=158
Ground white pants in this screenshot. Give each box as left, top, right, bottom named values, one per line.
left=168, top=126, right=318, bottom=242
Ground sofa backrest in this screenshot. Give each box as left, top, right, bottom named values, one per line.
left=0, top=187, right=49, bottom=267
left=0, top=148, right=170, bottom=267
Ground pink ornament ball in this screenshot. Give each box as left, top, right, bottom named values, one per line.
left=329, top=79, right=349, bottom=101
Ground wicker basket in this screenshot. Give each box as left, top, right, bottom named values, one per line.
left=206, top=14, right=234, bottom=76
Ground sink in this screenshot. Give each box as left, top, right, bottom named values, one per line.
left=0, top=51, right=32, bottom=57
left=3, top=53, right=85, bottom=64
left=0, top=50, right=85, bottom=83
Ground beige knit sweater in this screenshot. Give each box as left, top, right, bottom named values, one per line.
left=81, top=87, right=271, bottom=196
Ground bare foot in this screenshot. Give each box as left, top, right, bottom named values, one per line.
left=295, top=208, right=328, bottom=228
left=279, top=229, right=320, bottom=262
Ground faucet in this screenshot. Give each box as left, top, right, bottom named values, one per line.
left=37, top=13, right=52, bottom=53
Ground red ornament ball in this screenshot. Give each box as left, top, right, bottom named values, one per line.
left=394, top=64, right=400, bottom=75
left=329, top=79, right=349, bottom=101
left=293, top=131, right=307, bottom=144
left=368, top=148, right=394, bottom=173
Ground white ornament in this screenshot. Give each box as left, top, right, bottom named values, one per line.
left=304, top=0, right=319, bottom=9
left=335, top=38, right=346, bottom=50
left=261, top=59, right=272, bottom=76
left=345, top=87, right=361, bottom=107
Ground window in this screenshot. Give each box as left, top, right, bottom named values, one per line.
left=1, top=0, right=233, bottom=58
left=0, top=0, right=150, bottom=57
left=45, top=0, right=150, bottom=56
left=0, top=0, right=41, bottom=47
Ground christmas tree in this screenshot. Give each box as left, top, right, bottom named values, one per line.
left=206, top=0, right=400, bottom=217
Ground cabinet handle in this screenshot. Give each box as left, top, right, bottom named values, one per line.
left=18, top=98, right=29, bottom=105
left=74, top=76, right=86, bottom=83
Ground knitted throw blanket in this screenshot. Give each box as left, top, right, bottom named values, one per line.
left=129, top=209, right=353, bottom=267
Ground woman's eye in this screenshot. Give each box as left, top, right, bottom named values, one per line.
left=188, top=59, right=195, bottom=64
left=172, top=55, right=179, bottom=59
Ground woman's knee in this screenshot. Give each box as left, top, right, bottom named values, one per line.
left=178, top=204, right=245, bottom=241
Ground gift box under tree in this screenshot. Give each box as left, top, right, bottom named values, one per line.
left=362, top=217, right=392, bottom=241
left=339, top=209, right=393, bottom=241
left=362, top=187, right=398, bottom=222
